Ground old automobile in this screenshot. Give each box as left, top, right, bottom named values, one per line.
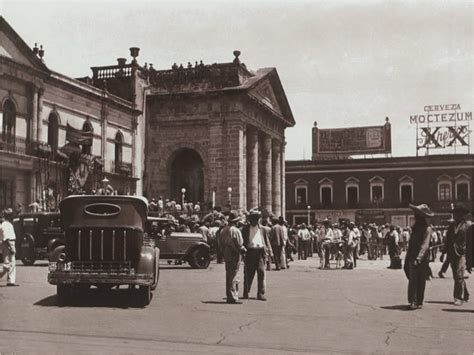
left=48, top=195, right=160, bottom=306
left=13, top=212, right=64, bottom=265
left=147, top=217, right=211, bottom=269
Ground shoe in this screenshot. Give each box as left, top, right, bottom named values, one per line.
left=409, top=303, right=417, bottom=310
left=242, top=293, right=249, bottom=299
left=6, top=283, right=19, bottom=287
left=417, top=304, right=423, bottom=309
left=454, top=299, right=463, bottom=306
left=257, top=296, right=267, bottom=301
left=438, top=271, right=444, bottom=278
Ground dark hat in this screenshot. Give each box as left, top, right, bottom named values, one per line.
left=409, top=203, right=435, bottom=218
left=248, top=208, right=261, bottom=218
left=278, top=216, right=287, bottom=224
left=451, top=202, right=470, bottom=214
left=227, top=210, right=241, bottom=223
left=300, top=223, right=307, bottom=228
left=323, top=218, right=331, bottom=224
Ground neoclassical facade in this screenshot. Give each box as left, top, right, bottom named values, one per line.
left=0, top=17, right=142, bottom=211
left=144, top=54, right=295, bottom=214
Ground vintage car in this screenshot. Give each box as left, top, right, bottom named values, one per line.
left=13, top=212, right=64, bottom=265
left=147, top=217, right=211, bottom=269
left=48, top=195, right=160, bottom=306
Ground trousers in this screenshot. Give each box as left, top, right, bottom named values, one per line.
left=407, top=261, right=428, bottom=306
left=223, top=248, right=241, bottom=302
left=451, top=255, right=470, bottom=301
left=244, top=248, right=266, bottom=299
left=0, top=242, right=16, bottom=284
left=272, top=245, right=283, bottom=270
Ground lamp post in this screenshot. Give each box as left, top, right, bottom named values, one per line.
left=227, top=187, right=232, bottom=208
left=181, top=187, right=186, bottom=207
left=307, top=205, right=311, bottom=225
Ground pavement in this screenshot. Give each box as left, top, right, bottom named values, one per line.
left=0, top=254, right=473, bottom=355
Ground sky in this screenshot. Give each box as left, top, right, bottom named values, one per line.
left=2, top=0, right=473, bottom=160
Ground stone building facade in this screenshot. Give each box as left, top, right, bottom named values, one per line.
left=285, top=154, right=473, bottom=227
left=144, top=53, right=295, bottom=214
left=0, top=17, right=143, bottom=211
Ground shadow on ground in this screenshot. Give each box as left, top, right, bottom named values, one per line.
left=442, top=308, right=474, bottom=313
left=34, top=288, right=153, bottom=309
left=380, top=305, right=412, bottom=311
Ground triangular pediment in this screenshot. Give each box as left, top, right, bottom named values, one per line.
left=318, top=177, right=334, bottom=185
left=246, top=68, right=295, bottom=127
left=0, top=17, right=48, bottom=72
left=294, top=178, right=308, bottom=185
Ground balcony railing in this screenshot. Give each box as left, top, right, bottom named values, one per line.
left=110, top=160, right=134, bottom=176
left=0, top=136, right=44, bottom=157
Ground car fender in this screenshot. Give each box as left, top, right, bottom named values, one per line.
left=50, top=245, right=66, bottom=262
left=136, top=246, right=156, bottom=276
left=47, top=238, right=64, bottom=253
left=184, top=242, right=210, bottom=259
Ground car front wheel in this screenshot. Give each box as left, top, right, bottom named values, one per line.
left=189, top=248, right=211, bottom=269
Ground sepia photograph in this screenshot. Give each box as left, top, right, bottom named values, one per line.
left=0, top=0, right=473, bottom=353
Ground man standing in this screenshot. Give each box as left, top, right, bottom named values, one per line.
left=242, top=209, right=273, bottom=301
left=270, top=217, right=285, bottom=270
left=405, top=204, right=434, bottom=310
left=298, top=224, right=311, bottom=260
left=220, top=211, right=244, bottom=304
left=0, top=208, right=18, bottom=286
left=446, top=203, right=472, bottom=305
left=321, top=219, right=334, bottom=269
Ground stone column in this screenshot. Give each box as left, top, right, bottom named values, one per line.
left=281, top=141, right=286, bottom=217
left=37, top=88, right=44, bottom=142
left=31, top=85, right=38, bottom=142
left=261, top=134, right=272, bottom=212
left=246, top=126, right=259, bottom=209
left=272, top=139, right=282, bottom=216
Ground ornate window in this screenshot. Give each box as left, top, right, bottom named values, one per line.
left=455, top=174, right=471, bottom=201
left=437, top=175, right=452, bottom=201
left=81, top=120, right=93, bottom=155
left=369, top=176, right=385, bottom=205
left=294, top=178, right=308, bottom=207
left=47, top=112, right=60, bottom=151
left=319, top=177, right=333, bottom=207
left=345, top=177, right=359, bottom=207
left=399, top=175, right=414, bottom=204
left=114, top=131, right=124, bottom=172
left=2, top=98, right=16, bottom=146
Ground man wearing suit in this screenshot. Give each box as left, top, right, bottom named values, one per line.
left=446, top=203, right=472, bottom=305
left=242, top=209, right=273, bottom=301
left=270, top=217, right=285, bottom=270
left=220, top=211, right=244, bottom=304
left=405, top=203, right=434, bottom=310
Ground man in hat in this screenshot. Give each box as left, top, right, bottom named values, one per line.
left=405, top=204, right=434, bottom=310
left=270, top=216, right=285, bottom=270
left=242, top=209, right=273, bottom=301
left=446, top=203, right=472, bottom=305
left=0, top=208, right=18, bottom=286
left=220, top=211, right=244, bottom=304
left=298, top=223, right=311, bottom=260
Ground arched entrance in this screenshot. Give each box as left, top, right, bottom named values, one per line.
left=170, top=148, right=204, bottom=204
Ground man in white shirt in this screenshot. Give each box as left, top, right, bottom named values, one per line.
left=0, top=208, right=18, bottom=286
left=242, top=209, right=273, bottom=301
left=321, top=219, right=334, bottom=268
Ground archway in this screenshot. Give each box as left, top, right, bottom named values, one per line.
left=170, top=148, right=204, bottom=204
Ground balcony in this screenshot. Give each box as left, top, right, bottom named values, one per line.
left=110, top=160, right=133, bottom=176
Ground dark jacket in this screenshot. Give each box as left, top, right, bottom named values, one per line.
left=270, top=224, right=285, bottom=247
left=406, top=222, right=431, bottom=262
left=242, top=224, right=273, bottom=258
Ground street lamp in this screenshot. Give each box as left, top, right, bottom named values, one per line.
left=181, top=187, right=186, bottom=206
left=227, top=187, right=232, bottom=208
left=307, top=205, right=311, bottom=225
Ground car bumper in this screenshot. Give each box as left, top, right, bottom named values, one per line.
left=48, top=272, right=153, bottom=286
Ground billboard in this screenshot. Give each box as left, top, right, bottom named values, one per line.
left=409, top=104, right=472, bottom=154
left=312, top=119, right=391, bottom=159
